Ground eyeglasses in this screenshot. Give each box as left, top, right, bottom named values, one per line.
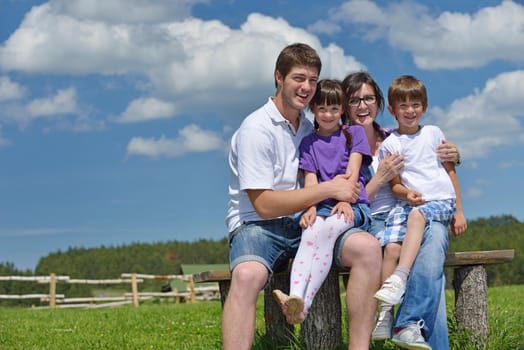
left=348, top=95, right=376, bottom=107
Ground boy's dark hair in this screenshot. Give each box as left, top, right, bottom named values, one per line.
left=388, top=75, right=428, bottom=109
left=274, top=43, right=322, bottom=88
left=311, top=79, right=352, bottom=148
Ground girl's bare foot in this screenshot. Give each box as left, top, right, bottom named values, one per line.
left=272, top=289, right=290, bottom=315
left=285, top=295, right=305, bottom=324
left=287, top=310, right=307, bottom=324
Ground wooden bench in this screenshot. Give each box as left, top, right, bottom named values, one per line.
left=193, top=249, right=514, bottom=349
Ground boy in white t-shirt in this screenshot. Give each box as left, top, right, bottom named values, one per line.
left=374, top=75, right=467, bottom=349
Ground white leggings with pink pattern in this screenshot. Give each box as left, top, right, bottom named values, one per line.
left=289, top=215, right=354, bottom=313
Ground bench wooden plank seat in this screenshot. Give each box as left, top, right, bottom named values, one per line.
left=193, top=249, right=514, bottom=348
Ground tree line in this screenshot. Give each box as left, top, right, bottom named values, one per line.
left=1, top=215, right=522, bottom=306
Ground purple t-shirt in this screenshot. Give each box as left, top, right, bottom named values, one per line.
left=299, top=125, right=372, bottom=206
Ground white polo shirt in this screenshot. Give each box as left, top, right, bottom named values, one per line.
left=226, top=97, right=314, bottom=232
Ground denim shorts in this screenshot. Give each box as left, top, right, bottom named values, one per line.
left=332, top=202, right=372, bottom=269
left=228, top=216, right=302, bottom=274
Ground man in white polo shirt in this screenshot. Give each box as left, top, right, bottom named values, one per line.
left=223, top=43, right=382, bottom=350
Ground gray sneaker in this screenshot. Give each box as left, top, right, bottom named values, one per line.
left=371, top=308, right=394, bottom=340
left=391, top=320, right=431, bottom=350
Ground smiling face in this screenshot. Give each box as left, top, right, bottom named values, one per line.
left=347, top=83, right=379, bottom=128
left=388, top=98, right=426, bottom=134
left=311, top=103, right=343, bottom=136
left=275, top=65, right=319, bottom=119
left=387, top=75, right=429, bottom=134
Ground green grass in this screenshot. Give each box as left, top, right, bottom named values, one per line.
left=0, top=285, right=522, bottom=349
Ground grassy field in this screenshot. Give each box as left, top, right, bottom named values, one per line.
left=0, top=285, right=522, bottom=349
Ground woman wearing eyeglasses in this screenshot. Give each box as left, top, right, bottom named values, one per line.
left=340, top=71, right=461, bottom=349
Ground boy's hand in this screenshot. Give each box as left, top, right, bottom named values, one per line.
left=450, top=211, right=467, bottom=237
left=406, top=190, right=425, bottom=206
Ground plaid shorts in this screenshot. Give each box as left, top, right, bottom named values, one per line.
left=377, top=199, right=456, bottom=246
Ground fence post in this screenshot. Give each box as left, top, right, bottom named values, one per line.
left=131, top=273, right=139, bottom=307
left=188, top=276, right=196, bottom=303
left=49, top=273, right=56, bottom=309
left=173, top=288, right=180, bottom=304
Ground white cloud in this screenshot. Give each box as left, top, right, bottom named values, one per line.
left=428, top=70, right=524, bottom=159
left=329, top=0, right=388, bottom=40
left=463, top=178, right=492, bottom=199
left=464, top=186, right=484, bottom=200
left=329, top=0, right=524, bottom=69
left=116, top=97, right=176, bottom=123
left=0, top=76, right=25, bottom=101
left=307, top=20, right=341, bottom=35
left=497, top=160, right=524, bottom=169
left=126, top=124, right=226, bottom=158
left=153, top=14, right=365, bottom=94
left=0, top=3, right=183, bottom=74
left=27, top=87, right=78, bottom=118
left=0, top=6, right=365, bottom=122
left=0, top=86, right=104, bottom=132
left=50, top=0, right=207, bottom=23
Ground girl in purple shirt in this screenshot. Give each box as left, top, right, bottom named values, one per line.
left=273, top=79, right=372, bottom=324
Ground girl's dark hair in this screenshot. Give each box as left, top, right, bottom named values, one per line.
left=310, top=79, right=352, bottom=147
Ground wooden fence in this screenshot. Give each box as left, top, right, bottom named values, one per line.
left=0, top=273, right=220, bottom=309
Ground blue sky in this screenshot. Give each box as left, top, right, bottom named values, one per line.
left=1, top=0, right=523, bottom=271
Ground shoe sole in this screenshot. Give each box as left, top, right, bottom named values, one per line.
left=391, top=338, right=431, bottom=350
left=371, top=323, right=392, bottom=340
left=371, top=334, right=391, bottom=340
left=374, top=290, right=403, bottom=305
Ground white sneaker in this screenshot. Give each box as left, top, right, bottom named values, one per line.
left=371, top=308, right=394, bottom=340
left=374, top=274, right=406, bottom=305
left=391, top=320, right=431, bottom=350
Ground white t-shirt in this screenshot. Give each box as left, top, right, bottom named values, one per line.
left=226, top=97, right=314, bottom=232
left=378, top=125, right=455, bottom=202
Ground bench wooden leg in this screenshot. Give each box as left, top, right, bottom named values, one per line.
left=453, top=265, right=489, bottom=348
left=218, top=280, right=230, bottom=308
left=301, top=269, right=343, bottom=349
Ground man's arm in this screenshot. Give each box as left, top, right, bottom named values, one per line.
left=246, top=174, right=360, bottom=219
